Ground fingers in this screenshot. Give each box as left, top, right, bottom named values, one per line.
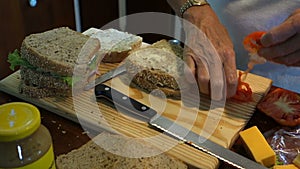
left=183, top=48, right=236, bottom=100
left=272, top=50, right=300, bottom=66
left=183, top=33, right=237, bottom=99
left=183, top=48, right=210, bottom=95
left=259, top=34, right=300, bottom=60
left=195, top=58, right=210, bottom=96
left=258, top=10, right=300, bottom=67
left=222, top=50, right=238, bottom=98
left=260, top=12, right=300, bottom=47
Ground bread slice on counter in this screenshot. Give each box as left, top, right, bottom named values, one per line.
left=124, top=39, right=184, bottom=98
left=56, top=132, right=188, bottom=169
left=88, top=28, right=143, bottom=63
left=11, top=27, right=101, bottom=98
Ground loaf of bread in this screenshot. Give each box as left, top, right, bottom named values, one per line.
left=89, top=28, right=143, bottom=63
left=124, top=39, right=184, bottom=98
left=56, top=132, right=188, bottom=169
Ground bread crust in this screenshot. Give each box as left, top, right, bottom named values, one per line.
left=130, top=74, right=181, bottom=99
left=20, top=65, right=93, bottom=98
left=19, top=81, right=72, bottom=98
left=20, top=66, right=70, bottom=90
left=91, top=28, right=143, bottom=63
left=20, top=27, right=100, bottom=77
left=101, top=37, right=142, bottom=63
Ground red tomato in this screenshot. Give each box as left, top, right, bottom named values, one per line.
left=243, top=31, right=266, bottom=53
left=257, top=88, right=300, bottom=127
left=231, top=71, right=253, bottom=102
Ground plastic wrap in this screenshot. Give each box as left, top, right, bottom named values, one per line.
left=265, top=126, right=300, bottom=164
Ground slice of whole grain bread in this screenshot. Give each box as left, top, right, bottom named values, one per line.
left=20, top=66, right=70, bottom=90
left=19, top=81, right=72, bottom=98
left=124, top=39, right=184, bottom=98
left=55, top=132, right=188, bottom=169
left=20, top=27, right=100, bottom=77
left=19, top=66, right=92, bottom=98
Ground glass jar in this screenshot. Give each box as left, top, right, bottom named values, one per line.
left=0, top=102, right=56, bottom=169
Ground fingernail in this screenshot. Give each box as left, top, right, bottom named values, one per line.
left=260, top=33, right=271, bottom=47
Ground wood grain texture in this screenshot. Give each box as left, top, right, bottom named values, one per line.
left=0, top=64, right=272, bottom=169
left=0, top=28, right=272, bottom=168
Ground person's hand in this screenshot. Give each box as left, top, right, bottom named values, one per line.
left=259, top=9, right=300, bottom=66
left=182, top=5, right=238, bottom=99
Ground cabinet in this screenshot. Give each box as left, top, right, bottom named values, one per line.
left=79, top=0, right=119, bottom=32
left=126, top=0, right=175, bottom=43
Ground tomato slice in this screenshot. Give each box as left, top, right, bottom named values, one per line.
left=257, top=88, right=300, bottom=127
left=231, top=71, right=253, bottom=102
left=243, top=31, right=266, bottom=53
left=243, top=31, right=268, bottom=75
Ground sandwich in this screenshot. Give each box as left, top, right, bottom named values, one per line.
left=124, top=39, right=184, bottom=99
left=8, top=27, right=101, bottom=98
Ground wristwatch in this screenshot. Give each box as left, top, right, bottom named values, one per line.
left=179, top=0, right=209, bottom=17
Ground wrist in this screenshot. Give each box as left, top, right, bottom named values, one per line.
left=182, top=5, right=212, bottom=23
left=180, top=0, right=210, bottom=17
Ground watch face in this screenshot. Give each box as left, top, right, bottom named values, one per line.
left=192, top=0, right=201, bottom=3
left=191, top=0, right=204, bottom=4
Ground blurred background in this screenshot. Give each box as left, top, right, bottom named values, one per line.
left=0, top=0, right=178, bottom=79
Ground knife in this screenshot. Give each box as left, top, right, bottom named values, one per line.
left=84, top=64, right=127, bottom=91
left=95, top=83, right=268, bottom=169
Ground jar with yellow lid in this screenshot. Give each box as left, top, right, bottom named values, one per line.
left=0, top=102, right=56, bottom=169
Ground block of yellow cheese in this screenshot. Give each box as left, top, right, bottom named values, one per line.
left=273, top=164, right=299, bottom=169
left=293, top=153, right=300, bottom=168
left=239, top=126, right=276, bottom=167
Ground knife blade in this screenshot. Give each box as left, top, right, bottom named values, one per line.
left=94, top=83, right=268, bottom=169
left=84, top=64, right=127, bottom=91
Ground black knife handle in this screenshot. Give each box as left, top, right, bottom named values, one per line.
left=95, top=83, right=157, bottom=122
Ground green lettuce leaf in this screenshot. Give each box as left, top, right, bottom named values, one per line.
left=7, top=49, right=87, bottom=87
left=7, top=49, right=35, bottom=70
left=61, top=76, right=83, bottom=87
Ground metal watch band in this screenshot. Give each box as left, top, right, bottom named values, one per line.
left=179, top=0, right=209, bottom=17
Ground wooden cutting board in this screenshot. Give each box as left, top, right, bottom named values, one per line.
left=0, top=65, right=272, bottom=169
left=0, top=28, right=272, bottom=169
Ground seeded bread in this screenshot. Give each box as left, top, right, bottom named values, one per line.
left=19, top=81, right=72, bottom=98
left=18, top=27, right=101, bottom=98
left=89, top=28, right=143, bottom=63
left=20, top=67, right=70, bottom=90
left=56, top=132, right=188, bottom=169
left=124, top=39, right=184, bottom=98
left=20, top=27, right=100, bottom=77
